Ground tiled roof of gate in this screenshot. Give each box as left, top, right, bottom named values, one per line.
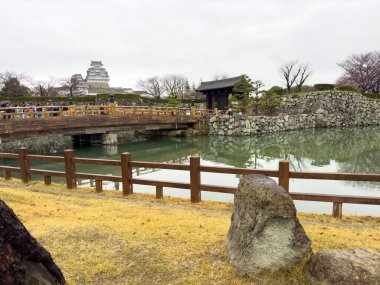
left=196, top=76, right=242, bottom=91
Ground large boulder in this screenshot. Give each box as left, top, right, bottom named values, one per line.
left=305, top=249, right=380, bottom=285
left=227, top=174, right=311, bottom=275
left=0, top=199, right=66, bottom=285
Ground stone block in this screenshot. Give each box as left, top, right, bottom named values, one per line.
left=305, top=249, right=380, bottom=285
left=227, top=175, right=311, bottom=275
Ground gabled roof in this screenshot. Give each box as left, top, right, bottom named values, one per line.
left=196, top=76, right=242, bottom=91
left=91, top=60, right=103, bottom=66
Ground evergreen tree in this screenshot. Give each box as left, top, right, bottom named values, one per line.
left=167, top=92, right=181, bottom=107
left=228, top=74, right=254, bottom=113
left=0, top=77, right=29, bottom=97
left=258, top=91, right=282, bottom=115
left=250, top=80, right=265, bottom=115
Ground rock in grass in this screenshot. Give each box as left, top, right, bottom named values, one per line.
left=227, top=174, right=311, bottom=275
left=305, top=249, right=380, bottom=285
left=0, top=199, right=66, bottom=285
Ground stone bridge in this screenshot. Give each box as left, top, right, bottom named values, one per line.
left=0, top=105, right=209, bottom=144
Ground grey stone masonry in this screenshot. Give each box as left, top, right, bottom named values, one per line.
left=208, top=91, right=380, bottom=136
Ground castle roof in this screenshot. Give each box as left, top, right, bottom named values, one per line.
left=196, top=76, right=242, bottom=91
left=91, top=60, right=103, bottom=66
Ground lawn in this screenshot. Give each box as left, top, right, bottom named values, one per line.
left=0, top=180, right=379, bottom=285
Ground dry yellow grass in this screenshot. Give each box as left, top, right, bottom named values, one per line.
left=0, top=179, right=379, bottom=284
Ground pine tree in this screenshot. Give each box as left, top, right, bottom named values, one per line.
left=228, top=75, right=254, bottom=113
left=1, top=77, right=29, bottom=97
left=167, top=92, right=181, bottom=107
left=258, top=91, right=282, bottom=115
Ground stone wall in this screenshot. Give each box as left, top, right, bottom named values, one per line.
left=0, top=135, right=72, bottom=154
left=209, top=91, right=380, bottom=136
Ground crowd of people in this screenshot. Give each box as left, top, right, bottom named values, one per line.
left=0, top=102, right=69, bottom=119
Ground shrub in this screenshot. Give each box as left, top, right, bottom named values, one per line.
left=96, top=93, right=205, bottom=104
left=337, top=86, right=357, bottom=92
left=314, top=84, right=335, bottom=91
left=73, top=96, right=97, bottom=103
left=96, top=93, right=141, bottom=100
left=362, top=93, right=380, bottom=99
left=1, top=96, right=96, bottom=103
left=167, top=92, right=181, bottom=107
left=2, top=94, right=206, bottom=106
left=267, top=86, right=285, bottom=95
left=257, top=91, right=282, bottom=115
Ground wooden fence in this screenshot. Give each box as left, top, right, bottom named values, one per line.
left=0, top=105, right=213, bottom=120
left=0, top=147, right=379, bottom=218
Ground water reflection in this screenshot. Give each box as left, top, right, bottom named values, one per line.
left=103, top=145, right=118, bottom=156
left=1, top=126, right=379, bottom=215
left=198, top=127, right=380, bottom=172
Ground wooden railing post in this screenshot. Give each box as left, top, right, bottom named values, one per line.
left=68, top=106, right=74, bottom=117
left=121, top=152, right=133, bottom=196
left=4, top=170, right=12, bottom=180
left=109, top=103, right=116, bottom=116
left=332, top=202, right=343, bottom=218
left=44, top=175, right=51, bottom=185
left=64, top=149, right=76, bottom=189
left=278, top=160, right=290, bottom=192
left=19, top=147, right=30, bottom=183
left=95, top=180, right=103, bottom=193
left=213, top=108, right=218, bottom=115
left=190, top=156, right=201, bottom=203
left=156, top=185, right=163, bottom=199
left=190, top=106, right=196, bottom=116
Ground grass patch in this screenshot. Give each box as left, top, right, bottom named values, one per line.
left=0, top=180, right=379, bottom=284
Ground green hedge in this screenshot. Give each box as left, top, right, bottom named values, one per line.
left=0, top=96, right=96, bottom=103
left=97, top=93, right=204, bottom=104
left=1, top=94, right=205, bottom=105
left=337, top=86, right=357, bottom=92
left=314, top=84, right=335, bottom=91
left=96, top=93, right=141, bottom=100
left=362, top=93, right=380, bottom=99
left=267, top=86, right=285, bottom=95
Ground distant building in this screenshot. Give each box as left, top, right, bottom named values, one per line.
left=85, top=61, right=110, bottom=89
left=71, top=60, right=136, bottom=96
left=196, top=76, right=241, bottom=110
left=71, top=74, right=89, bottom=94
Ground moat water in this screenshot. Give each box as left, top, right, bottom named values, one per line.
left=1, top=126, right=380, bottom=216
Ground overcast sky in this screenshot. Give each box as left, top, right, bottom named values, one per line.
left=1, top=0, right=379, bottom=89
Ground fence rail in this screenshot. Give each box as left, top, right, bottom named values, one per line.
left=0, top=105, right=213, bottom=120
left=0, top=147, right=379, bottom=218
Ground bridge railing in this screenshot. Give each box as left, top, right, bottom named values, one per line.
left=0, top=105, right=213, bottom=120
left=0, top=148, right=379, bottom=218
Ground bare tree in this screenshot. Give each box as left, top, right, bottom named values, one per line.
left=280, top=62, right=300, bottom=93
left=280, top=61, right=311, bottom=93
left=182, top=80, right=201, bottom=99
left=136, top=76, right=163, bottom=99
left=161, top=74, right=188, bottom=99
left=337, top=51, right=380, bottom=93
left=60, top=76, right=85, bottom=97
left=296, top=64, right=312, bottom=91
left=30, top=77, right=57, bottom=97
left=0, top=71, right=28, bottom=88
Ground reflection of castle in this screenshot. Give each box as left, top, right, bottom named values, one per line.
left=72, top=60, right=134, bottom=95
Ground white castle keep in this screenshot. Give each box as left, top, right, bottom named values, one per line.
left=85, top=60, right=110, bottom=89
left=71, top=61, right=133, bottom=95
